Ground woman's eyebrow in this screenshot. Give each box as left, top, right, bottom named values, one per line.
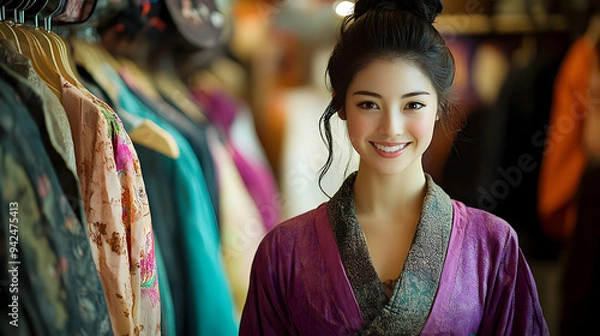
left=352, top=90, right=430, bottom=98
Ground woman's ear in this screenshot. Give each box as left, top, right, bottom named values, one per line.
left=337, top=108, right=347, bottom=120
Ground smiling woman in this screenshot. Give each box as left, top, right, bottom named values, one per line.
left=239, top=0, right=550, bottom=335
left=342, top=59, right=438, bottom=178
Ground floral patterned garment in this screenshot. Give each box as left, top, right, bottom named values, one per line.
left=60, top=77, right=161, bottom=335
left=0, top=73, right=112, bottom=335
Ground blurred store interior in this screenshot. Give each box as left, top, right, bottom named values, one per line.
left=2, top=0, right=600, bottom=334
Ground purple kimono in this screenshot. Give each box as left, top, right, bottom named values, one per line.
left=240, top=173, right=549, bottom=335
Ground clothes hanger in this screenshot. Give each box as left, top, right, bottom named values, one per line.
left=71, top=37, right=180, bottom=159
left=146, top=46, right=207, bottom=122
left=18, top=0, right=82, bottom=88
left=128, top=119, right=181, bottom=159
left=41, top=0, right=87, bottom=89
left=0, top=0, right=9, bottom=36
left=16, top=26, right=61, bottom=96
left=153, top=70, right=207, bottom=123
left=6, top=2, right=61, bottom=96
left=117, top=56, right=163, bottom=101
left=15, top=1, right=58, bottom=68
left=71, top=37, right=119, bottom=98
left=46, top=29, right=82, bottom=86
left=0, top=1, right=23, bottom=52
left=110, top=55, right=184, bottom=160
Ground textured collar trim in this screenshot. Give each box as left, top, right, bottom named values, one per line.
left=327, top=172, right=453, bottom=334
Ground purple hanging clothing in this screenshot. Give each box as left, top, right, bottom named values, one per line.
left=240, top=173, right=549, bottom=335
left=192, top=89, right=281, bottom=231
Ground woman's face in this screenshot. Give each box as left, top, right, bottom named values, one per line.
left=342, top=58, right=439, bottom=177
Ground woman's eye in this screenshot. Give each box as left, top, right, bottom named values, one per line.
left=406, top=102, right=425, bottom=110
left=358, top=102, right=378, bottom=110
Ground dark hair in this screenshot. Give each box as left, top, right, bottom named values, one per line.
left=318, top=0, right=457, bottom=195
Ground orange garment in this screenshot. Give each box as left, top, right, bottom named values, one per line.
left=538, top=37, right=596, bottom=243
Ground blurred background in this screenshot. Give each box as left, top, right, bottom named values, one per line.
left=2, top=0, right=599, bottom=335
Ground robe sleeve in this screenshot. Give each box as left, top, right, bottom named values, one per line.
left=478, top=231, right=550, bottom=336
left=239, top=232, right=296, bottom=335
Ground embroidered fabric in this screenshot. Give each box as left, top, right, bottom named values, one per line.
left=328, top=172, right=453, bottom=335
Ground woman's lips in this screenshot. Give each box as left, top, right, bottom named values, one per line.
left=370, top=141, right=410, bottom=158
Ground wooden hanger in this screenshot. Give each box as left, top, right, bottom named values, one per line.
left=71, top=38, right=180, bottom=159
left=37, top=25, right=83, bottom=87
left=8, top=18, right=61, bottom=96
left=71, top=38, right=120, bottom=99
left=153, top=70, right=207, bottom=123
left=150, top=52, right=207, bottom=122
left=1, top=1, right=66, bottom=95
left=117, top=57, right=162, bottom=100
left=128, top=119, right=181, bottom=159
left=0, top=17, right=23, bottom=53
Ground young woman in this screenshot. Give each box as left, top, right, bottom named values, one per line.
left=239, top=0, right=549, bottom=334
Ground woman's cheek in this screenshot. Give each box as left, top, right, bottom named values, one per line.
left=408, top=115, right=436, bottom=141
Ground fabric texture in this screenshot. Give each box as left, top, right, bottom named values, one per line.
left=328, top=172, right=452, bottom=335
left=121, top=72, right=221, bottom=227
left=240, top=173, right=549, bottom=335
left=0, top=74, right=111, bottom=335
left=0, top=39, right=82, bottom=223
left=60, top=77, right=161, bottom=334
left=97, top=64, right=238, bottom=335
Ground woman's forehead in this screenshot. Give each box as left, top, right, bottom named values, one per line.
left=348, top=58, right=436, bottom=95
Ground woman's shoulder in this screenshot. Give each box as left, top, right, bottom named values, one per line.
left=257, top=202, right=329, bottom=253
left=269, top=202, right=328, bottom=233
left=451, top=199, right=519, bottom=249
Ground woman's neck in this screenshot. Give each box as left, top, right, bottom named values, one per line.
left=353, top=160, right=427, bottom=222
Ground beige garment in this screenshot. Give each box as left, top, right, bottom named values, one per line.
left=60, top=77, right=161, bottom=335
left=206, top=127, right=266, bottom=316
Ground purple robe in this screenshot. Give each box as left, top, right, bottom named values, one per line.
left=240, top=173, right=548, bottom=335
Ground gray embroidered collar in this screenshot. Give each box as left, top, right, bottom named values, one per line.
left=327, top=171, right=453, bottom=335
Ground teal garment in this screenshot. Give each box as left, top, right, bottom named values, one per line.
left=155, top=238, right=176, bottom=336
left=101, top=66, right=238, bottom=335
left=0, top=76, right=112, bottom=335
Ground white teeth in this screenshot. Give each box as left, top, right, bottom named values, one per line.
left=373, top=143, right=408, bottom=152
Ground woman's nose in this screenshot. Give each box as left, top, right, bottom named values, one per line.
left=378, top=110, right=404, bottom=136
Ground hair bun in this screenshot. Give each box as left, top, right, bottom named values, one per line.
left=353, top=0, right=444, bottom=24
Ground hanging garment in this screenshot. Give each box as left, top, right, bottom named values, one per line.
left=154, top=238, right=176, bottom=336
left=120, top=70, right=221, bottom=226
left=96, top=64, right=238, bottom=335
left=60, top=77, right=161, bottom=334
left=0, top=72, right=111, bottom=335
left=206, top=127, right=266, bottom=316
left=0, top=39, right=76, bottom=173
left=193, top=89, right=281, bottom=231
left=240, top=173, right=548, bottom=335
left=538, top=36, right=596, bottom=243
left=131, top=143, right=181, bottom=335
left=0, top=39, right=81, bottom=218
